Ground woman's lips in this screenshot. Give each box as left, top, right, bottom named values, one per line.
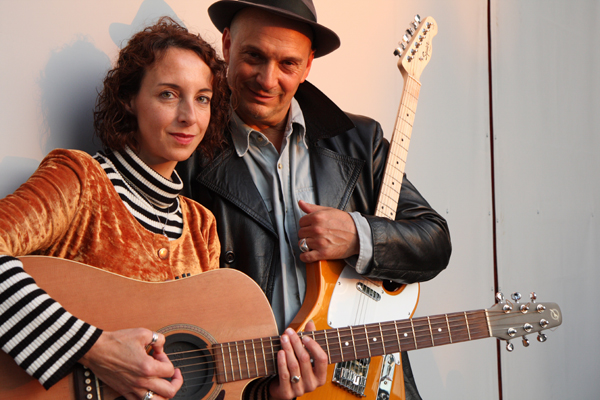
left=169, top=133, right=195, bottom=145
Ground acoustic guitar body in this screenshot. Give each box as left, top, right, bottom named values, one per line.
left=0, top=256, right=278, bottom=400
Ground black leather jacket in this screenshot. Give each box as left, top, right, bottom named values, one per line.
left=178, top=81, right=451, bottom=400
left=178, top=81, right=451, bottom=297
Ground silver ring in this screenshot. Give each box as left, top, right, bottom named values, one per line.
left=143, top=390, right=154, bottom=400
left=299, top=238, right=309, bottom=253
left=150, top=332, right=158, bottom=345
left=291, top=375, right=301, bottom=384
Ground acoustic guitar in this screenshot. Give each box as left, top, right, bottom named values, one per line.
left=290, top=15, right=438, bottom=399
left=0, top=256, right=562, bottom=399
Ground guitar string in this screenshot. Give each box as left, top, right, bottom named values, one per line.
left=95, top=323, right=534, bottom=390
left=95, top=310, right=540, bottom=384
left=153, top=308, right=538, bottom=362
left=377, top=80, right=417, bottom=214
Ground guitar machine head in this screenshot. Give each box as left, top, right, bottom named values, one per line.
left=490, top=291, right=562, bottom=352
left=394, top=15, right=438, bottom=81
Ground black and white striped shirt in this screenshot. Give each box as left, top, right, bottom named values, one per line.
left=96, top=146, right=184, bottom=239
left=0, top=146, right=185, bottom=388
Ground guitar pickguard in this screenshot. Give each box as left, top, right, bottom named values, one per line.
left=327, top=265, right=419, bottom=329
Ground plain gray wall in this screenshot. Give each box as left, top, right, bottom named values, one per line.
left=0, top=0, right=597, bottom=398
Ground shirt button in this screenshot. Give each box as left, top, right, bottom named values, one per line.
left=278, top=163, right=282, bottom=169
left=225, top=250, right=236, bottom=264
left=157, top=248, right=169, bottom=259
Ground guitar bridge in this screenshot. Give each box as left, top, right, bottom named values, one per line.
left=332, top=358, right=369, bottom=397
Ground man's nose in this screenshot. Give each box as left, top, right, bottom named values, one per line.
left=255, top=62, right=278, bottom=91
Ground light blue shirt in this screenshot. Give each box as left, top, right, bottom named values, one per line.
left=230, top=98, right=373, bottom=333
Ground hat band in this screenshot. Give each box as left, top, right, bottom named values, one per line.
left=248, top=0, right=316, bottom=23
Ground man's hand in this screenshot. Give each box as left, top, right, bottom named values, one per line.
left=297, top=200, right=359, bottom=263
left=268, top=321, right=328, bottom=399
left=80, top=328, right=183, bottom=400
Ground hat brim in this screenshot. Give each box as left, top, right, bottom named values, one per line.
left=208, top=0, right=340, bottom=58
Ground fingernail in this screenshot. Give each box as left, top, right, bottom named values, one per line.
left=281, top=334, right=289, bottom=344
left=285, top=328, right=295, bottom=336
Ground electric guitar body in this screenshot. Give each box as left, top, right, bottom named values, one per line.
left=289, top=260, right=419, bottom=399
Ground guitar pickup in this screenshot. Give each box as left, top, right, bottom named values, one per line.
left=356, top=282, right=381, bottom=301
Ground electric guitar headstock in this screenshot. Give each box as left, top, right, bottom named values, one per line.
left=394, top=15, right=438, bottom=81
left=488, top=291, right=562, bottom=351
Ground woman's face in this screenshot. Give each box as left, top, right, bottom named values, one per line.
left=129, top=47, right=213, bottom=179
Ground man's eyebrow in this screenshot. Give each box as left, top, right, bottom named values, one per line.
left=240, top=44, right=304, bottom=63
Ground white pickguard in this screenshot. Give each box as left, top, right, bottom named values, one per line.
left=327, top=265, right=419, bottom=329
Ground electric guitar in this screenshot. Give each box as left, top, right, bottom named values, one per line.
left=0, top=257, right=562, bottom=399
left=290, top=15, right=438, bottom=399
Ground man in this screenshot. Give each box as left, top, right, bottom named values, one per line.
left=178, top=1, right=452, bottom=399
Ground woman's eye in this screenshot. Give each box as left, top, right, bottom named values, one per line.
left=160, top=91, right=175, bottom=99
left=197, top=96, right=211, bottom=104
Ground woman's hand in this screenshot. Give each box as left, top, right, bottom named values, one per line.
left=79, top=328, right=183, bottom=400
left=268, top=321, right=328, bottom=400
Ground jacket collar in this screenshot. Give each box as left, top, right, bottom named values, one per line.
left=295, top=81, right=355, bottom=143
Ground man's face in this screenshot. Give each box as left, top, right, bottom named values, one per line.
left=222, top=9, right=314, bottom=132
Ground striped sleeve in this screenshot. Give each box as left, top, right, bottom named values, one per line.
left=0, top=255, right=102, bottom=389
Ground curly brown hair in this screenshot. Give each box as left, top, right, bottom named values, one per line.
left=94, top=16, right=229, bottom=159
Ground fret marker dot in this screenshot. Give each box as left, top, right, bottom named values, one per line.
left=345, top=342, right=349, bottom=346
left=438, top=328, right=442, bottom=332
left=373, top=338, right=377, bottom=342
left=404, top=333, right=408, bottom=337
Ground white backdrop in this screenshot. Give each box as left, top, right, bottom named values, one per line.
left=0, top=0, right=597, bottom=399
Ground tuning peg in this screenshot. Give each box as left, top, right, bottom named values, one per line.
left=402, top=34, right=410, bottom=42
left=522, top=336, right=530, bottom=347
left=393, top=48, right=403, bottom=57
left=414, top=15, right=421, bottom=24
left=537, top=333, right=548, bottom=343
left=406, top=28, right=414, bottom=37
left=506, top=341, right=514, bottom=352
left=511, top=292, right=522, bottom=303
left=530, top=292, right=537, bottom=303
left=519, top=303, right=530, bottom=313
left=536, top=304, right=546, bottom=313
left=496, top=292, right=505, bottom=302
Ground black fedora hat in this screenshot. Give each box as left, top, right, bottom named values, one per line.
left=208, top=0, right=340, bottom=58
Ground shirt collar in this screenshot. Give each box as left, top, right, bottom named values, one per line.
left=230, top=98, right=308, bottom=157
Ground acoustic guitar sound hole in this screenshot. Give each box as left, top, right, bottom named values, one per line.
left=163, top=332, right=215, bottom=399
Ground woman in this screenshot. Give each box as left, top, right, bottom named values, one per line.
left=0, top=17, right=228, bottom=399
